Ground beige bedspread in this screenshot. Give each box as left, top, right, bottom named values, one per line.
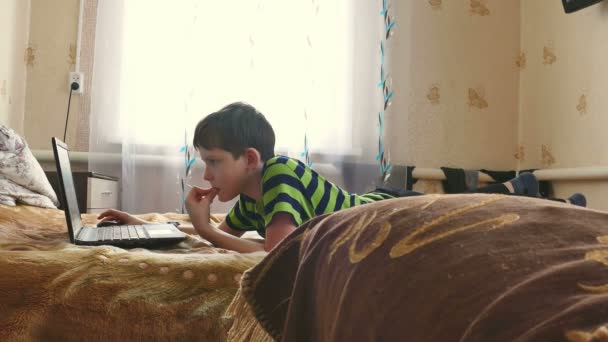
left=0, top=204, right=266, bottom=341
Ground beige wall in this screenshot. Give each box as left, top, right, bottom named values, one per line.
left=390, top=0, right=521, bottom=170
left=519, top=0, right=608, bottom=210
left=0, top=0, right=31, bottom=134
left=23, top=0, right=91, bottom=152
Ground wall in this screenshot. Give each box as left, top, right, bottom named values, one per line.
left=0, top=0, right=31, bottom=134
left=390, top=0, right=521, bottom=170
left=23, top=0, right=92, bottom=152
left=519, top=0, right=608, bottom=210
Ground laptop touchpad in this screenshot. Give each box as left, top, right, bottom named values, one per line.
left=147, top=228, right=177, bottom=236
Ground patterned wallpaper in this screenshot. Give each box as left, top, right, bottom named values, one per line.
left=389, top=0, right=520, bottom=170
left=519, top=0, right=608, bottom=169
left=519, top=0, right=608, bottom=209
left=23, top=0, right=94, bottom=152
left=0, top=0, right=30, bottom=134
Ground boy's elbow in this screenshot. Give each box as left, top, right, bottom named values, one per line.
left=263, top=240, right=278, bottom=252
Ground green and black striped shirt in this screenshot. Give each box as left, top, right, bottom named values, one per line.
left=225, top=156, right=393, bottom=237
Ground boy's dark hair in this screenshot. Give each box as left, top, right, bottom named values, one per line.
left=193, top=102, right=276, bottom=161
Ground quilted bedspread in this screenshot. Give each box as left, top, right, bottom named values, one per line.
left=0, top=204, right=266, bottom=341
left=232, top=194, right=608, bottom=342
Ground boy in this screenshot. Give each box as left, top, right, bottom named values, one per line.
left=98, top=102, right=585, bottom=252
left=182, top=102, right=395, bottom=253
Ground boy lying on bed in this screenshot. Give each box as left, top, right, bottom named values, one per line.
left=98, top=102, right=586, bottom=252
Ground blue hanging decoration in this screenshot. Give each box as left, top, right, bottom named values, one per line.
left=376, top=0, right=395, bottom=182
left=378, top=41, right=394, bottom=111
left=179, top=130, right=196, bottom=214
left=376, top=111, right=391, bottom=176
left=381, top=0, right=395, bottom=39
left=300, top=110, right=313, bottom=168
left=300, top=133, right=313, bottom=168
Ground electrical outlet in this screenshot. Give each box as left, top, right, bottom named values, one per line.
left=68, top=72, right=84, bottom=94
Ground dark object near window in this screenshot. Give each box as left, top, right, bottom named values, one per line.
left=562, top=0, right=604, bottom=13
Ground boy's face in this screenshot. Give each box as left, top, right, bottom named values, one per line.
left=198, top=147, right=248, bottom=202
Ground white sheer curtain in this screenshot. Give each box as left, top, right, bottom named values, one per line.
left=90, top=0, right=383, bottom=214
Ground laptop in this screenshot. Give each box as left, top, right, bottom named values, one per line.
left=52, top=137, right=187, bottom=247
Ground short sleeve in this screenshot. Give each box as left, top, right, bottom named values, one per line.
left=261, top=162, right=311, bottom=227
left=225, top=197, right=257, bottom=231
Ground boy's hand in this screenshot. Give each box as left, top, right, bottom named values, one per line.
left=97, top=209, right=148, bottom=225
left=185, top=186, right=217, bottom=226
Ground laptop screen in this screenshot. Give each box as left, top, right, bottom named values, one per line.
left=52, top=138, right=83, bottom=241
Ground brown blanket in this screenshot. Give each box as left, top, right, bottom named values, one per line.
left=237, top=194, right=608, bottom=342
left=0, top=204, right=266, bottom=341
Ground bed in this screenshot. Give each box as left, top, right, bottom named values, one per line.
left=0, top=204, right=266, bottom=341
left=0, top=125, right=271, bottom=341
left=230, top=193, right=608, bottom=342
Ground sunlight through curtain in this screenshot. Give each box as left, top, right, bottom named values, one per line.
left=90, top=0, right=383, bottom=214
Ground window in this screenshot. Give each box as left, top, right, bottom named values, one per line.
left=111, top=0, right=354, bottom=154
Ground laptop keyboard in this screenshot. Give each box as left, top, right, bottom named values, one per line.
left=96, top=225, right=147, bottom=241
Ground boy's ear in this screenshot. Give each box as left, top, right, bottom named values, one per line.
left=243, top=148, right=262, bottom=169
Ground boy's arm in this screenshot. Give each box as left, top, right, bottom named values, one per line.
left=212, top=214, right=296, bottom=251
left=186, top=186, right=265, bottom=253
left=177, top=220, right=246, bottom=237
left=199, top=214, right=295, bottom=251
left=193, top=219, right=266, bottom=253
left=190, top=205, right=294, bottom=251
left=218, top=220, right=247, bottom=237
left=264, top=213, right=298, bottom=251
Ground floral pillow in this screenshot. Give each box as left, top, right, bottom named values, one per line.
left=0, top=125, right=58, bottom=208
